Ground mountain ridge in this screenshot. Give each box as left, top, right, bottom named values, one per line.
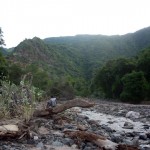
left=7, top=26, right=150, bottom=80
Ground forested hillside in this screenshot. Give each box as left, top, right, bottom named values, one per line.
left=44, top=27, right=150, bottom=78
left=10, top=37, right=83, bottom=78
left=2, top=26, right=150, bottom=99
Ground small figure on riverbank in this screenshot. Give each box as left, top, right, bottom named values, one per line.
left=46, top=95, right=57, bottom=108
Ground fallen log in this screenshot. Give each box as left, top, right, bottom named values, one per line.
left=33, top=99, right=94, bottom=117
left=0, top=124, right=20, bottom=138
left=64, top=130, right=140, bottom=150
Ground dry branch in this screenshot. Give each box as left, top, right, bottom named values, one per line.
left=33, top=99, right=94, bottom=117
left=64, top=130, right=140, bottom=150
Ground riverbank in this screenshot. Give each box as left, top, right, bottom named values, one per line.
left=0, top=99, right=150, bottom=150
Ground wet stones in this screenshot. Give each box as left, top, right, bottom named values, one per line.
left=126, top=111, right=140, bottom=119
left=123, top=121, right=134, bottom=129
left=111, top=134, right=123, bottom=143
left=139, top=134, right=147, bottom=140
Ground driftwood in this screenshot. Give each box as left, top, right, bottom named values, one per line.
left=33, top=99, right=94, bottom=117
left=0, top=124, right=20, bottom=138
left=0, top=99, right=94, bottom=139
left=64, top=130, right=140, bottom=150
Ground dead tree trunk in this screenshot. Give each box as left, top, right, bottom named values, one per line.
left=33, top=99, right=94, bottom=117
left=64, top=130, right=140, bottom=150
left=0, top=124, right=20, bottom=139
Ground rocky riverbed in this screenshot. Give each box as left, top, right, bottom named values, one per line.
left=0, top=99, right=150, bottom=150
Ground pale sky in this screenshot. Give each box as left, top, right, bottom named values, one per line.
left=0, top=0, right=150, bottom=48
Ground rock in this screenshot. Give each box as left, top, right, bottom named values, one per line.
left=123, top=139, right=133, bottom=145
left=62, top=138, right=74, bottom=146
left=126, top=111, right=140, bottom=119
left=77, top=124, right=88, bottom=131
left=123, top=121, right=134, bottom=129
left=141, top=118, right=147, bottom=123
left=123, top=137, right=139, bottom=146
left=132, top=137, right=139, bottom=146
left=10, top=148, right=15, bottom=150
left=115, top=131, right=125, bottom=136
left=139, top=134, right=147, bottom=140
left=146, top=133, right=150, bottom=138
left=34, top=136, right=39, bottom=140
left=27, top=139, right=35, bottom=145
left=84, top=116, right=89, bottom=120
left=143, top=124, right=149, bottom=129
left=140, top=146, right=150, bottom=150
left=36, top=142, right=44, bottom=148
left=111, top=134, right=123, bottom=143
left=91, top=124, right=97, bottom=131
left=94, top=130, right=106, bottom=136
left=70, top=107, right=82, bottom=113
left=2, top=145, right=10, bottom=149
left=107, top=121, right=115, bottom=124
left=87, top=119, right=99, bottom=126
left=143, top=147, right=150, bottom=150
left=101, top=124, right=113, bottom=132
left=52, top=141, right=63, bottom=146
left=118, top=109, right=126, bottom=116
left=38, top=126, right=49, bottom=135
left=77, top=114, right=89, bottom=120
left=52, top=124, right=64, bottom=130
left=125, top=132, right=136, bottom=137
left=52, top=130, right=64, bottom=136
left=64, top=124, right=75, bottom=129
left=83, top=147, right=91, bottom=150
left=71, top=144, right=78, bottom=149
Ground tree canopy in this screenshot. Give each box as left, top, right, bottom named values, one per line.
left=92, top=48, right=150, bottom=103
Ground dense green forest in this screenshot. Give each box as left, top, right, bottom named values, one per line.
left=1, top=27, right=150, bottom=103
left=92, top=47, right=150, bottom=103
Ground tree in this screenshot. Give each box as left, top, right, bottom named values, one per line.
left=8, top=64, right=24, bottom=85
left=111, top=58, right=136, bottom=98
left=120, top=71, right=147, bottom=103
left=137, top=47, right=150, bottom=82
left=0, top=53, right=8, bottom=81
left=92, top=61, right=112, bottom=98
left=0, top=27, right=5, bottom=46
left=0, top=28, right=8, bottom=82
left=92, top=58, right=135, bottom=98
left=136, top=48, right=150, bottom=100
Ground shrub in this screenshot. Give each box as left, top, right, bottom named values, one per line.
left=120, top=71, right=147, bottom=103
left=0, top=74, right=43, bottom=122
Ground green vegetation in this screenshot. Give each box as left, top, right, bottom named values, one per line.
left=92, top=48, right=150, bottom=103
left=121, top=71, right=147, bottom=103
left=0, top=28, right=8, bottom=82
left=91, top=58, right=135, bottom=98
left=0, top=27, right=5, bottom=46
left=1, top=26, right=150, bottom=104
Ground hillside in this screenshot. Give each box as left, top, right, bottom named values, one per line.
left=9, top=37, right=83, bottom=79
left=8, top=26, right=150, bottom=80
left=44, top=26, right=150, bottom=77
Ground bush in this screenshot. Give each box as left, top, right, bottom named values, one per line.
left=0, top=74, right=43, bottom=122
left=120, top=71, right=147, bottom=103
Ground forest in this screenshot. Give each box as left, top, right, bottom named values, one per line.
left=0, top=27, right=150, bottom=104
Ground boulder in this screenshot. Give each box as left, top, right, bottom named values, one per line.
left=126, top=111, right=140, bottom=119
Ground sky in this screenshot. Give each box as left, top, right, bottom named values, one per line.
left=0, top=0, right=150, bottom=48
